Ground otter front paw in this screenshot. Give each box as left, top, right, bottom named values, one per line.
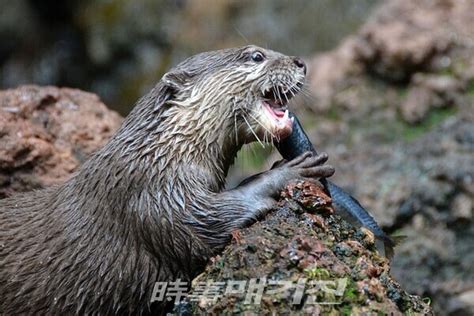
left=282, top=151, right=334, bottom=179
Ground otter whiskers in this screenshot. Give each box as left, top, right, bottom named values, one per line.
left=241, top=113, right=265, bottom=148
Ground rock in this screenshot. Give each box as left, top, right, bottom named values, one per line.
left=180, top=180, right=432, bottom=315
left=400, top=74, right=465, bottom=123
left=447, top=289, right=474, bottom=315
left=354, top=0, right=453, bottom=82
left=306, top=37, right=364, bottom=112
left=451, top=194, right=473, bottom=222
left=305, top=0, right=474, bottom=124
left=0, top=85, right=122, bottom=198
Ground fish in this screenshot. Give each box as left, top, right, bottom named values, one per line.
left=275, top=112, right=400, bottom=258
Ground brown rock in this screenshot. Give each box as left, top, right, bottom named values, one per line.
left=401, top=74, right=465, bottom=123
left=306, top=37, right=364, bottom=111
left=0, top=85, right=123, bottom=198
left=305, top=0, right=474, bottom=121
left=354, top=0, right=453, bottom=82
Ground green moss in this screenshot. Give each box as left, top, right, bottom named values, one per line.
left=344, top=105, right=457, bottom=145
left=342, top=279, right=363, bottom=305
left=452, top=59, right=471, bottom=78
left=398, top=87, right=408, bottom=98
left=326, top=106, right=341, bottom=121
left=401, top=107, right=457, bottom=141
left=304, top=267, right=332, bottom=280
left=467, top=80, right=474, bottom=97
left=439, top=66, right=455, bottom=77
left=340, top=304, right=353, bottom=316
left=213, top=257, right=225, bottom=270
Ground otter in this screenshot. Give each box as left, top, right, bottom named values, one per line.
left=0, top=45, right=334, bottom=314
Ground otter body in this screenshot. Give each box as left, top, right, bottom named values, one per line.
left=0, top=46, right=333, bottom=314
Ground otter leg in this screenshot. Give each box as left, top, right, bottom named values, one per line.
left=194, top=152, right=334, bottom=248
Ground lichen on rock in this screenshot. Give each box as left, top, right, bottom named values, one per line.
left=180, top=180, right=432, bottom=315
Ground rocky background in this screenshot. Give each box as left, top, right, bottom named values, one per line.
left=1, top=0, right=473, bottom=314
left=298, top=1, right=474, bottom=314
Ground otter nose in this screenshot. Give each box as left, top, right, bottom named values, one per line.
left=293, top=57, right=306, bottom=74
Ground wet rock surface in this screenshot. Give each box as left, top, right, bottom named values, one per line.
left=181, top=181, right=432, bottom=315
left=0, top=85, right=122, bottom=198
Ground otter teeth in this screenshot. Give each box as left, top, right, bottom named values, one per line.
left=283, top=109, right=289, bottom=120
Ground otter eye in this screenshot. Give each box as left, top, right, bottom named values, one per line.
left=250, top=51, right=265, bottom=62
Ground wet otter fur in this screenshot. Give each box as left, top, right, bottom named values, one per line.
left=0, top=45, right=334, bottom=314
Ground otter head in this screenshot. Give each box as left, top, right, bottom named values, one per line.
left=161, top=45, right=306, bottom=148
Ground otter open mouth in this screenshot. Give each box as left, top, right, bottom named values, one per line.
left=260, top=85, right=299, bottom=138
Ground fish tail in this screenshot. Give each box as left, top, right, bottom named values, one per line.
left=378, top=235, right=406, bottom=259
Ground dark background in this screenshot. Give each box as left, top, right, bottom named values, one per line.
left=0, top=0, right=379, bottom=114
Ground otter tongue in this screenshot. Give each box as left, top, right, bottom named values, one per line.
left=264, top=101, right=284, bottom=117
left=262, top=100, right=290, bottom=124
left=268, top=99, right=286, bottom=116
left=273, top=108, right=285, bottom=118
left=272, top=108, right=289, bottom=121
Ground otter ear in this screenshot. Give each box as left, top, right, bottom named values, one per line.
left=162, top=70, right=191, bottom=92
